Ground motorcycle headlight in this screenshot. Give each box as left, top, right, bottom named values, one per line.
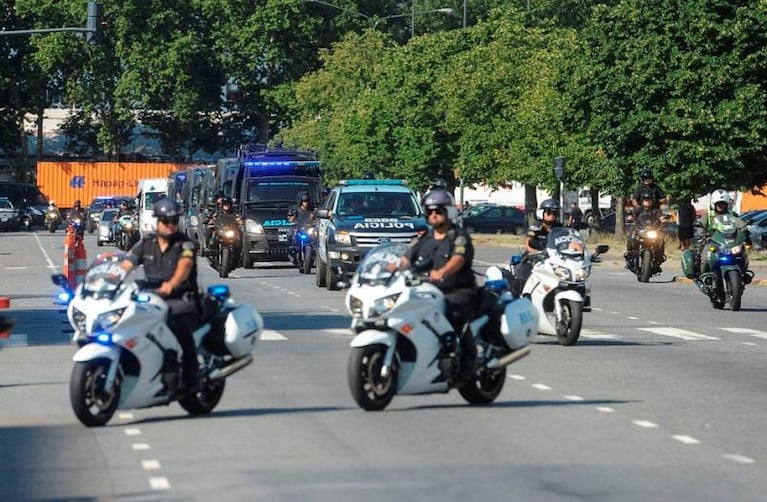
left=221, top=229, right=236, bottom=239
left=335, top=231, right=352, bottom=246
left=72, top=307, right=87, bottom=332
left=574, top=266, right=591, bottom=281
left=245, top=219, right=264, bottom=234
left=730, top=244, right=742, bottom=254
left=645, top=230, right=658, bottom=239
left=190, top=215, right=199, bottom=227
left=371, top=294, right=400, bottom=317
left=349, top=295, right=363, bottom=317
left=553, top=266, right=571, bottom=281
left=95, top=308, right=126, bottom=331
left=124, top=223, right=133, bottom=230
left=307, top=227, right=316, bottom=236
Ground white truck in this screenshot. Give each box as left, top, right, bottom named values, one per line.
left=136, top=177, right=169, bottom=238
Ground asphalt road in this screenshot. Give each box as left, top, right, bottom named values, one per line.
left=1, top=230, right=765, bottom=501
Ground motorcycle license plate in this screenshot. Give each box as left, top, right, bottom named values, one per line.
left=278, top=234, right=287, bottom=242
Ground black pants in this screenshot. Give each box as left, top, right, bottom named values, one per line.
left=166, top=298, right=199, bottom=378
left=443, top=289, right=478, bottom=358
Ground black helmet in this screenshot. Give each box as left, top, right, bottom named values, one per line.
left=539, top=198, right=561, bottom=213
left=296, top=191, right=311, bottom=204
left=221, top=196, right=233, bottom=205
left=640, top=168, right=653, bottom=180
left=423, top=190, right=452, bottom=209
left=152, top=198, right=180, bottom=219
left=74, top=200, right=81, bottom=207
left=430, top=178, right=447, bottom=190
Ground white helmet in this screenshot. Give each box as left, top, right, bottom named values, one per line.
left=710, top=189, right=730, bottom=209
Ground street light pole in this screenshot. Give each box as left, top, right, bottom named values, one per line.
left=412, top=0, right=415, bottom=39
left=463, top=0, right=467, bottom=28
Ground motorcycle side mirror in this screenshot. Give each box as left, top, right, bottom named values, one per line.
left=51, top=273, right=69, bottom=288
left=510, top=255, right=522, bottom=265
left=594, top=245, right=609, bottom=255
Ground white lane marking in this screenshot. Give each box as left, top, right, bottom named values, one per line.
left=564, top=395, right=584, bottom=401
left=124, top=428, right=141, bottom=436
left=633, top=420, right=659, bottom=428
left=6, top=266, right=27, bottom=270
left=142, top=460, right=161, bottom=470
left=508, top=374, right=526, bottom=380
left=580, top=330, right=619, bottom=340
left=118, top=412, right=134, bottom=420
left=647, top=321, right=660, bottom=325
left=627, top=316, right=640, bottom=320
left=532, top=383, right=551, bottom=391
left=672, top=435, right=701, bottom=445
left=230, top=274, right=241, bottom=278
left=261, top=330, right=287, bottom=340
left=723, top=454, right=755, bottom=464
left=608, top=311, right=620, bottom=315
left=0, top=334, right=28, bottom=347
left=132, top=443, right=151, bottom=451
left=597, top=407, right=615, bottom=413
left=592, top=307, right=603, bottom=312
left=638, top=327, right=719, bottom=341
left=323, top=328, right=353, bottom=336
left=718, top=327, right=767, bottom=340
left=742, top=342, right=757, bottom=346
left=34, top=233, right=58, bottom=270
left=149, top=477, right=170, bottom=490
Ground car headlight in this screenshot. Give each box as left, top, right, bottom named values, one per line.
left=574, top=266, right=591, bottom=281
left=95, top=308, right=126, bottom=331
left=553, top=266, right=571, bottom=281
left=335, top=231, right=352, bottom=246
left=72, top=307, right=87, bottom=332
left=371, top=294, right=400, bottom=317
left=190, top=215, right=199, bottom=227
left=245, top=219, right=264, bottom=234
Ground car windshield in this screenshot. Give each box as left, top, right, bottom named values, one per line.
left=246, top=178, right=319, bottom=204
left=82, top=253, right=129, bottom=300
left=546, top=227, right=587, bottom=258
left=0, top=199, right=12, bottom=209
left=101, top=209, right=118, bottom=221
left=338, top=192, right=420, bottom=217
left=355, top=242, right=410, bottom=285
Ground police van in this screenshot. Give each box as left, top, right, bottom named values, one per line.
left=315, top=179, right=428, bottom=290
left=231, top=146, right=322, bottom=268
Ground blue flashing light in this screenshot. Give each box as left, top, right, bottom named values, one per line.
left=95, top=332, right=114, bottom=345
left=243, top=160, right=321, bottom=177
left=135, top=293, right=151, bottom=303
left=340, top=179, right=406, bottom=186
left=207, top=284, right=231, bottom=300
left=298, top=232, right=310, bottom=241
left=57, top=290, right=73, bottom=304
left=485, top=279, right=509, bottom=292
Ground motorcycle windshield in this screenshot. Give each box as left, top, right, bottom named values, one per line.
left=215, top=214, right=239, bottom=229
left=636, top=213, right=659, bottom=230
left=355, top=242, right=410, bottom=286
left=82, top=253, right=129, bottom=300
left=710, top=214, right=742, bottom=245
left=546, top=227, right=586, bottom=259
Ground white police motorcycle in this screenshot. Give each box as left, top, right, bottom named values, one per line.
left=345, top=242, right=538, bottom=411
left=52, top=252, right=263, bottom=426
left=510, top=227, right=608, bottom=346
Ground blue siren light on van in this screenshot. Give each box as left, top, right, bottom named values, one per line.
left=243, top=160, right=321, bottom=177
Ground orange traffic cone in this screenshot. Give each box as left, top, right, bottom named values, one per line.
left=74, top=233, right=88, bottom=287
left=63, top=227, right=76, bottom=289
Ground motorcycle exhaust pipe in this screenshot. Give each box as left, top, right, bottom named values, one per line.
left=208, top=355, right=253, bottom=380
left=486, top=346, right=531, bottom=370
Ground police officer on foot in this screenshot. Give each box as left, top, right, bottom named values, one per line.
left=121, top=198, right=200, bottom=391
left=403, top=189, right=478, bottom=379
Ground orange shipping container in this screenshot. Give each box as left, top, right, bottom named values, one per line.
left=37, top=162, right=192, bottom=207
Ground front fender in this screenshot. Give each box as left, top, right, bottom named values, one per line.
left=350, top=329, right=396, bottom=348
left=72, top=342, right=120, bottom=363
left=554, top=289, right=584, bottom=304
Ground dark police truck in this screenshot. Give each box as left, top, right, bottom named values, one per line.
left=231, top=145, right=322, bottom=268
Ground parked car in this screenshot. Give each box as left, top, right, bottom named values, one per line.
left=746, top=212, right=767, bottom=250
left=96, top=208, right=120, bottom=246
left=462, top=203, right=526, bottom=235
left=0, top=197, right=21, bottom=231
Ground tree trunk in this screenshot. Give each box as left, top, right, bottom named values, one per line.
left=524, top=183, right=538, bottom=227
left=615, top=196, right=626, bottom=239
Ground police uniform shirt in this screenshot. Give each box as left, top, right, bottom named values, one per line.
left=526, top=221, right=563, bottom=251
left=408, top=226, right=475, bottom=290
left=127, top=232, right=198, bottom=297
left=633, top=184, right=666, bottom=209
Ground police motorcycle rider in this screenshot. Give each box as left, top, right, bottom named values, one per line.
left=699, top=189, right=749, bottom=274
left=287, top=192, right=316, bottom=265
left=203, top=191, right=227, bottom=255
left=624, top=194, right=666, bottom=270
left=423, top=178, right=458, bottom=223
left=207, top=197, right=242, bottom=260
left=111, top=200, right=133, bottom=242
left=119, top=198, right=200, bottom=391
left=631, top=168, right=667, bottom=210
left=46, top=200, right=62, bottom=229
left=399, top=189, right=478, bottom=379
left=511, top=199, right=563, bottom=296
left=66, top=199, right=87, bottom=235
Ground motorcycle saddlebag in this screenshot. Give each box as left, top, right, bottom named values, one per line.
left=224, top=304, right=263, bottom=358
left=680, top=250, right=696, bottom=279
left=500, top=297, right=539, bottom=350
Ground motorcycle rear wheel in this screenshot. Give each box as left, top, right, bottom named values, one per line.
left=458, top=366, right=506, bottom=405
left=639, top=249, right=652, bottom=283
left=725, top=270, right=742, bottom=311
left=70, top=360, right=120, bottom=427
left=179, top=378, right=226, bottom=415
left=348, top=344, right=396, bottom=411
left=556, top=300, right=583, bottom=346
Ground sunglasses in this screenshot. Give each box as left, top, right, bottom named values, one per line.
left=543, top=210, right=558, bottom=215
left=158, top=217, right=179, bottom=225
left=427, top=207, right=446, bottom=215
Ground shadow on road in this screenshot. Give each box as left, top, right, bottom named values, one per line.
left=394, top=398, right=638, bottom=412
left=130, top=405, right=351, bottom=425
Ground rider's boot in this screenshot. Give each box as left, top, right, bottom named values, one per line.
left=458, top=328, right=478, bottom=381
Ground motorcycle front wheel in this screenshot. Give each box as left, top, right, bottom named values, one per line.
left=639, top=249, right=652, bottom=283
left=178, top=378, right=226, bottom=415
left=556, top=300, right=583, bottom=346
left=725, top=269, right=742, bottom=311
left=348, top=345, right=397, bottom=411
left=459, top=366, right=506, bottom=405
left=219, top=247, right=230, bottom=278
left=302, top=245, right=313, bottom=274
left=70, top=359, right=120, bottom=427
left=49, top=222, right=56, bottom=233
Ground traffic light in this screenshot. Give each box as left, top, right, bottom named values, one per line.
left=85, top=2, right=103, bottom=44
